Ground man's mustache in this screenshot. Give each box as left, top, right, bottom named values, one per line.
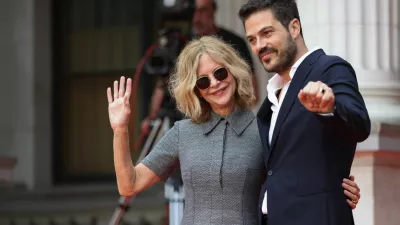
left=259, top=46, right=277, bottom=59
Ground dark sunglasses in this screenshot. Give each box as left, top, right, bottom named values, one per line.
left=196, top=67, right=228, bottom=90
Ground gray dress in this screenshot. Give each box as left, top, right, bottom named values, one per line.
left=141, top=107, right=265, bottom=225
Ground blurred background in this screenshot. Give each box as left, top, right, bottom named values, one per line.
left=0, top=0, right=399, bottom=224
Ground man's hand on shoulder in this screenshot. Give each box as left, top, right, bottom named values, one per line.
left=298, top=81, right=335, bottom=114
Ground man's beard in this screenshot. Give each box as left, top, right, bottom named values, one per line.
left=259, top=35, right=298, bottom=74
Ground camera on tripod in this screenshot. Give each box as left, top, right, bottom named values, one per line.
left=143, top=0, right=195, bottom=77
left=109, top=2, right=195, bottom=225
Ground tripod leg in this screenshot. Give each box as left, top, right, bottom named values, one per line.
left=136, top=119, right=163, bottom=163
left=168, top=185, right=184, bottom=225
left=158, top=117, right=185, bottom=225
left=108, top=196, right=135, bottom=225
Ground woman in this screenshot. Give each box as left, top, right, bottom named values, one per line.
left=107, top=36, right=360, bottom=225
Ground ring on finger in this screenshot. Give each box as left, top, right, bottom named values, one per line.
left=352, top=199, right=358, bottom=204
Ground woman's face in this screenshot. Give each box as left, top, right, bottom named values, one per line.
left=196, top=53, right=237, bottom=112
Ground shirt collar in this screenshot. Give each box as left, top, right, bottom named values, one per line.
left=266, top=46, right=321, bottom=93
left=200, top=106, right=255, bottom=135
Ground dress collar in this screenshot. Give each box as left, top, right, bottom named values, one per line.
left=200, top=106, right=255, bottom=135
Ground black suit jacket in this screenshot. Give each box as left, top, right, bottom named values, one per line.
left=257, top=49, right=371, bottom=225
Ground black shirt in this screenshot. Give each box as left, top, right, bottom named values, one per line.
left=214, top=27, right=254, bottom=72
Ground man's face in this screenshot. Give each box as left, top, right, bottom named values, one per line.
left=244, top=10, right=297, bottom=74
left=192, top=0, right=215, bottom=36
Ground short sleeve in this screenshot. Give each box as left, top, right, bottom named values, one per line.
left=141, top=122, right=180, bottom=181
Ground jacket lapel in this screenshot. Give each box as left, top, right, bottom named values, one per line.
left=270, top=49, right=325, bottom=151
left=257, top=97, right=273, bottom=153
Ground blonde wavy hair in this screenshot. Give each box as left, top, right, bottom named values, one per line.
left=169, top=36, right=256, bottom=123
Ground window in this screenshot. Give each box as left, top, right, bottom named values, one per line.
left=52, top=0, right=157, bottom=184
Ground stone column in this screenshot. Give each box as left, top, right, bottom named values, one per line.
left=298, top=0, right=400, bottom=124
left=0, top=0, right=52, bottom=190
left=0, top=0, right=20, bottom=185
left=297, top=1, right=400, bottom=225
left=353, top=124, right=400, bottom=225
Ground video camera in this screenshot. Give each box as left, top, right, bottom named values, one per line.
left=109, top=2, right=195, bottom=225
left=143, top=0, right=195, bottom=77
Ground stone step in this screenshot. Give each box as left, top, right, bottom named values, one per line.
left=0, top=206, right=166, bottom=225
left=0, top=183, right=168, bottom=225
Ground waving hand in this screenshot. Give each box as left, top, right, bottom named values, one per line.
left=107, top=76, right=132, bottom=132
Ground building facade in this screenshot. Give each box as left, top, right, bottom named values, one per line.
left=0, top=0, right=399, bottom=224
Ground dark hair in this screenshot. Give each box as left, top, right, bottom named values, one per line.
left=238, top=0, right=303, bottom=37
left=212, top=0, right=217, bottom=10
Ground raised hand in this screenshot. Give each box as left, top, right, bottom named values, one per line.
left=298, top=81, right=335, bottom=113
left=107, top=76, right=132, bottom=132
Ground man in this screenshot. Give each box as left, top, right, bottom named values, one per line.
left=238, top=0, right=371, bottom=225
left=141, top=0, right=258, bottom=134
